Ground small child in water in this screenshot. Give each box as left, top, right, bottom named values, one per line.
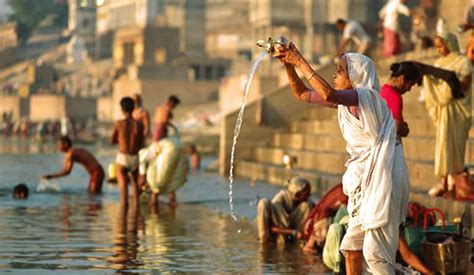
left=187, top=144, right=201, bottom=171
left=12, top=183, right=29, bottom=199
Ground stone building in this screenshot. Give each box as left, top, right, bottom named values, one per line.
left=0, top=21, right=17, bottom=67
left=249, top=0, right=385, bottom=61
left=108, top=25, right=229, bottom=120
left=68, top=0, right=97, bottom=59
left=154, top=0, right=206, bottom=58
left=206, top=0, right=252, bottom=60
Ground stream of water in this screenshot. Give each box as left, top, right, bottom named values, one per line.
left=228, top=51, right=268, bottom=221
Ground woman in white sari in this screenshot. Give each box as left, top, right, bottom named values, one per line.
left=273, top=44, right=409, bottom=274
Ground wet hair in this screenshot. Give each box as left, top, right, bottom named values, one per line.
left=58, top=135, right=72, bottom=147
left=13, top=183, right=29, bottom=199
left=389, top=62, right=420, bottom=82
left=168, top=95, right=181, bottom=105
left=120, top=97, right=135, bottom=113
left=336, top=19, right=346, bottom=25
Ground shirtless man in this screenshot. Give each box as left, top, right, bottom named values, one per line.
left=153, top=95, right=180, bottom=141
left=111, top=97, right=144, bottom=204
left=42, top=136, right=104, bottom=194
left=132, top=94, right=151, bottom=139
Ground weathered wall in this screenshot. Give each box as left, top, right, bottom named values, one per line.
left=0, top=95, right=20, bottom=120
left=111, top=75, right=219, bottom=121
left=29, top=95, right=66, bottom=122
left=65, top=97, right=97, bottom=121
left=97, top=96, right=114, bottom=122
left=219, top=74, right=279, bottom=115
left=141, top=79, right=219, bottom=113
left=439, top=0, right=470, bottom=46
left=29, top=95, right=97, bottom=122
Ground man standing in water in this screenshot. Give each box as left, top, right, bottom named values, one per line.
left=132, top=94, right=151, bottom=140
left=111, top=97, right=144, bottom=205
left=153, top=95, right=180, bottom=141
left=42, top=136, right=104, bottom=194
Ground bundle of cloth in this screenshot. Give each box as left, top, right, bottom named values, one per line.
left=139, top=136, right=189, bottom=195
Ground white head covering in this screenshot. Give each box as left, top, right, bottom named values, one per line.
left=344, top=53, right=381, bottom=94
left=337, top=53, right=405, bottom=230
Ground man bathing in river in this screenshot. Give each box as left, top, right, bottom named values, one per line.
left=42, top=136, right=104, bottom=194
left=153, top=95, right=180, bottom=141
left=133, top=94, right=151, bottom=140
left=111, top=97, right=145, bottom=205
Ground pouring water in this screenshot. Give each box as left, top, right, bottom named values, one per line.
left=227, top=36, right=289, bottom=221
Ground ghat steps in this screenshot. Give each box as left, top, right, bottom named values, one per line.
left=227, top=51, right=474, bottom=195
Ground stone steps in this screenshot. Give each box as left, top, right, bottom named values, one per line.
left=253, top=146, right=347, bottom=174
left=235, top=160, right=340, bottom=195
left=272, top=132, right=346, bottom=153
left=272, top=132, right=474, bottom=163
left=247, top=145, right=437, bottom=192
left=289, top=117, right=436, bottom=137
left=236, top=158, right=434, bottom=193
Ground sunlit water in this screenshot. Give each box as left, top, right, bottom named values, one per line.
left=0, top=139, right=328, bottom=273
left=228, top=51, right=268, bottom=221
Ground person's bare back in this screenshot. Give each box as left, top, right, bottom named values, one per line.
left=133, top=108, right=150, bottom=137
left=42, top=136, right=104, bottom=194
left=70, top=148, right=102, bottom=174
left=111, top=118, right=144, bottom=155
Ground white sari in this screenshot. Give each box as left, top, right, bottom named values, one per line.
left=338, top=53, right=409, bottom=231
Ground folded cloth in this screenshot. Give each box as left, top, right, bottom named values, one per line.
left=116, top=152, right=139, bottom=171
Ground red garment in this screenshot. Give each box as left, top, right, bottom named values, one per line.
left=302, top=183, right=348, bottom=240
left=380, top=84, right=404, bottom=121
left=383, top=27, right=401, bottom=57
left=88, top=166, right=104, bottom=193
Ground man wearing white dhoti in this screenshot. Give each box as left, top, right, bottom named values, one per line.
left=273, top=43, right=409, bottom=274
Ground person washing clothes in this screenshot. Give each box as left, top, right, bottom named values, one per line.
left=257, top=176, right=313, bottom=244
left=138, top=134, right=189, bottom=209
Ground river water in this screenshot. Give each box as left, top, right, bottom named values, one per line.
left=0, top=139, right=328, bottom=273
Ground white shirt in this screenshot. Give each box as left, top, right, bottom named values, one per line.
left=379, top=0, right=411, bottom=32
left=343, top=20, right=371, bottom=45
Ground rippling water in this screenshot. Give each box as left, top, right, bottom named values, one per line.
left=0, top=139, right=328, bottom=273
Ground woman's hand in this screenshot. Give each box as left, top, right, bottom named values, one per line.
left=273, top=43, right=305, bottom=67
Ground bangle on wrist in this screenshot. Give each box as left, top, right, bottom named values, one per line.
left=307, top=71, right=316, bottom=82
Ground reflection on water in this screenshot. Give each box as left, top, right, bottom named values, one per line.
left=0, top=142, right=329, bottom=272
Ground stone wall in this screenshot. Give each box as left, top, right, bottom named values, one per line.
left=29, top=95, right=66, bottom=122
left=65, top=97, right=97, bottom=121
left=218, top=74, right=279, bottom=115
left=97, top=96, right=114, bottom=122
left=0, top=95, right=20, bottom=121
left=111, top=76, right=219, bottom=121
left=29, top=95, right=97, bottom=122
